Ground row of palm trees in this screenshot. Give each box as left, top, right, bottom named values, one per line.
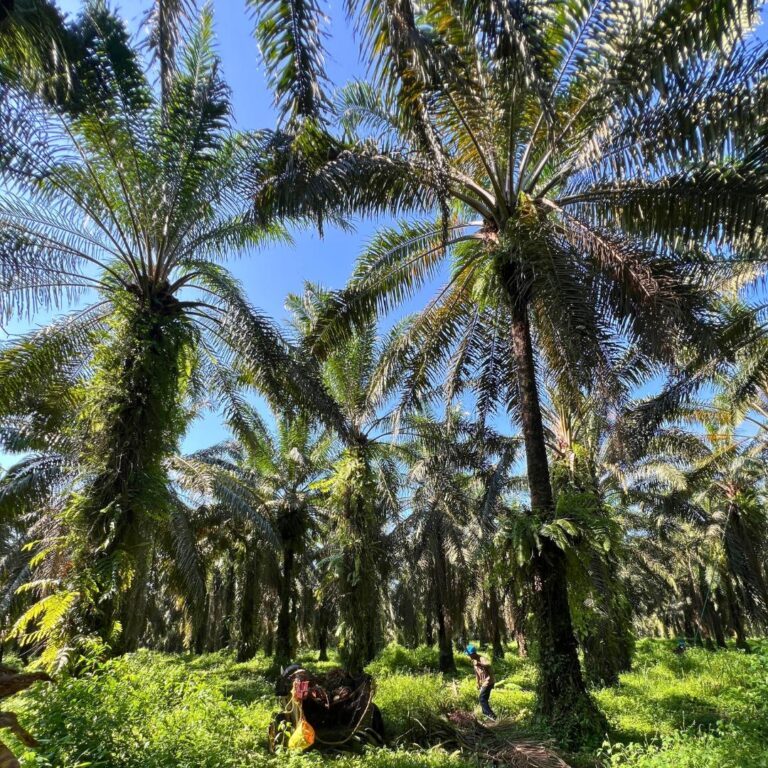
left=5, top=307, right=766, bottom=727
left=1, top=0, right=768, bottom=745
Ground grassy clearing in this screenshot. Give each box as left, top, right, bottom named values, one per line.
left=6, top=639, right=768, bottom=767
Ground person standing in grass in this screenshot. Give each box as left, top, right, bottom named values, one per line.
left=466, top=645, right=496, bottom=719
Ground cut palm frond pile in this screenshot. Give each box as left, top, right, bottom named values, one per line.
left=407, top=710, right=571, bottom=768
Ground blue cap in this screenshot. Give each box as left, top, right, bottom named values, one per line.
left=466, top=644, right=476, bottom=655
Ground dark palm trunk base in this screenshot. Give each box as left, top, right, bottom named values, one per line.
left=436, top=603, right=456, bottom=673
left=338, top=483, right=381, bottom=674
left=507, top=595, right=529, bottom=657
left=236, top=552, right=261, bottom=661
left=115, top=533, right=155, bottom=654
left=724, top=577, right=751, bottom=652
left=581, top=556, right=634, bottom=686
left=490, top=588, right=505, bottom=660
left=509, top=302, right=605, bottom=743
left=435, top=536, right=457, bottom=673
left=339, top=545, right=379, bottom=673
left=276, top=546, right=295, bottom=666
left=425, top=613, right=435, bottom=646
left=318, top=632, right=329, bottom=661
left=582, top=618, right=633, bottom=687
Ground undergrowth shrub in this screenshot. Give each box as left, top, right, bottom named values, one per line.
left=374, top=673, right=451, bottom=739
left=592, top=639, right=768, bottom=768
left=10, top=651, right=270, bottom=768
left=366, top=644, right=444, bottom=676
left=5, top=639, right=767, bottom=767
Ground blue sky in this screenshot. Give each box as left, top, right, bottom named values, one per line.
left=2, top=2, right=768, bottom=466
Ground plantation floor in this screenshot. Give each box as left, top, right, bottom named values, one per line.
left=6, top=639, right=768, bottom=768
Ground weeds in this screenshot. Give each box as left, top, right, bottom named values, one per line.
left=4, top=640, right=767, bottom=767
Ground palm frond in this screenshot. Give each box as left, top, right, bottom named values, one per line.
left=248, top=0, right=331, bottom=123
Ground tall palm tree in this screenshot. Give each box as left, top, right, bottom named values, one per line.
left=251, top=417, right=332, bottom=665
left=651, top=413, right=768, bottom=629
left=612, top=393, right=768, bottom=651
left=0, top=7, right=313, bottom=657
left=182, top=404, right=334, bottom=665
left=167, top=433, right=283, bottom=656
left=0, top=383, right=79, bottom=663
left=287, top=286, right=403, bottom=672
left=398, top=408, right=518, bottom=672
left=250, top=0, right=766, bottom=738
left=0, top=377, right=279, bottom=668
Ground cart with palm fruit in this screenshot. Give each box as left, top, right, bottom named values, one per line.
left=269, top=665, right=385, bottom=752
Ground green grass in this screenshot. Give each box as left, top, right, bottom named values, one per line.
left=5, top=639, right=768, bottom=767
left=592, top=638, right=768, bottom=767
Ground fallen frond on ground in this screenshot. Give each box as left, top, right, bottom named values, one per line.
left=405, top=710, right=571, bottom=768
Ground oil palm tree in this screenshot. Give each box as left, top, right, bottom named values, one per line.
left=287, top=285, right=403, bottom=672
left=398, top=408, right=518, bottom=672
left=403, top=419, right=473, bottom=673
left=179, top=404, right=334, bottom=665
left=247, top=416, right=333, bottom=665
left=0, top=7, right=316, bottom=657
left=674, top=417, right=767, bottom=627
left=250, top=0, right=766, bottom=737
left=543, top=382, right=635, bottom=685
left=167, top=433, right=284, bottom=655
left=0, top=385, right=78, bottom=662
left=0, top=377, right=280, bottom=668
left=618, top=401, right=768, bottom=649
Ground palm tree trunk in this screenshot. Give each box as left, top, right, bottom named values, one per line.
left=509, top=302, right=601, bottom=738
left=582, top=554, right=634, bottom=686
left=682, top=600, right=698, bottom=645
left=696, top=563, right=723, bottom=649
left=276, top=545, right=295, bottom=666
left=425, top=611, right=435, bottom=646
left=264, top=621, right=275, bottom=657
left=490, top=588, right=505, bottom=660
left=81, top=307, right=186, bottom=654
left=723, top=574, right=750, bottom=652
left=219, top=560, right=236, bottom=649
left=506, top=589, right=529, bottom=657
left=433, top=529, right=456, bottom=673
left=115, top=533, right=155, bottom=653
left=338, top=458, right=381, bottom=673
left=317, top=620, right=329, bottom=661
left=236, top=550, right=261, bottom=661
left=192, top=597, right=209, bottom=655
left=313, top=587, right=333, bottom=661
left=687, top=565, right=711, bottom=647
left=710, top=590, right=727, bottom=649
left=206, top=568, right=223, bottom=652
left=435, top=603, right=455, bottom=672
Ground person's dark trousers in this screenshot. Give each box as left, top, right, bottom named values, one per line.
left=479, top=684, right=496, bottom=719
